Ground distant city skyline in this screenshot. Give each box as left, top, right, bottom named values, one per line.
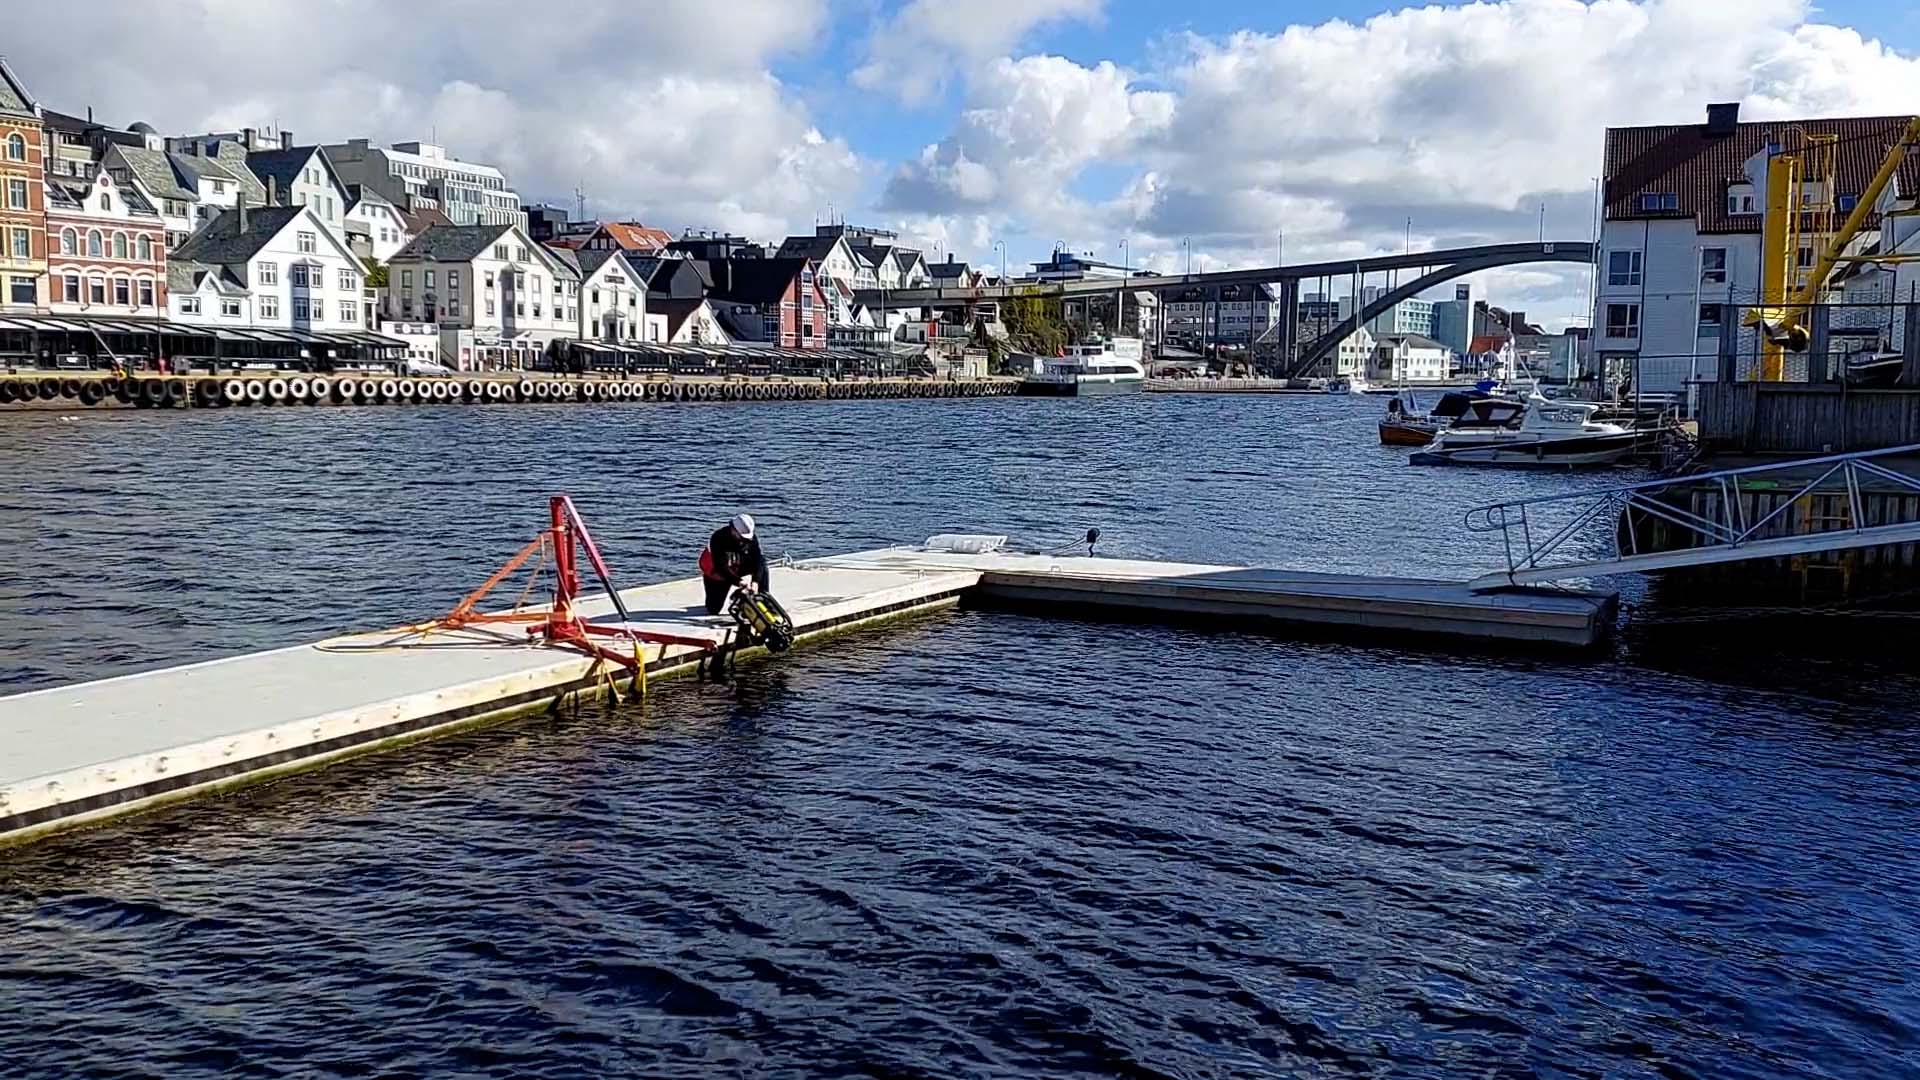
left=5, top=0, right=1918, bottom=330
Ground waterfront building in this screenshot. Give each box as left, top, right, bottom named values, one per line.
left=524, top=204, right=573, bottom=243
left=1430, top=283, right=1473, bottom=356
left=245, top=146, right=350, bottom=243
left=927, top=256, right=979, bottom=288
left=650, top=297, right=731, bottom=345
left=322, top=139, right=522, bottom=228
left=386, top=223, right=580, bottom=369
left=582, top=222, right=674, bottom=256
left=0, top=58, right=46, bottom=314
left=776, top=230, right=872, bottom=292
left=168, top=203, right=363, bottom=333
left=39, top=108, right=114, bottom=183
left=103, top=132, right=263, bottom=251
left=1372, top=333, right=1452, bottom=383
left=1331, top=326, right=1375, bottom=379
left=343, top=185, right=412, bottom=265
left=551, top=247, right=651, bottom=345
left=1165, top=283, right=1282, bottom=345
left=628, top=254, right=711, bottom=303
left=44, top=171, right=166, bottom=319
left=704, top=257, right=827, bottom=348
left=1339, top=284, right=1435, bottom=339
left=1595, top=103, right=1920, bottom=394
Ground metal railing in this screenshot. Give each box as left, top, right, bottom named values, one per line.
left=1462, top=443, right=1920, bottom=590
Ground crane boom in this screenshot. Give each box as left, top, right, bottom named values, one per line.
left=1747, top=115, right=1920, bottom=362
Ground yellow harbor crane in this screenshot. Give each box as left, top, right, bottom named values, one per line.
left=1747, top=115, right=1920, bottom=380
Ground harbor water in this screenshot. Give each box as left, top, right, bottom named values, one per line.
left=2, top=396, right=1918, bottom=1077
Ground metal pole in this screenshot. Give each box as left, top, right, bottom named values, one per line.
left=1688, top=245, right=1703, bottom=418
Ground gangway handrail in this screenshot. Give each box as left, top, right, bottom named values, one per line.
left=1463, top=442, right=1920, bottom=591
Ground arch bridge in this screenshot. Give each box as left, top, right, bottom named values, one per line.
left=853, top=241, right=1594, bottom=377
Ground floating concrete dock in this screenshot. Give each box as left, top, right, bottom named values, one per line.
left=0, top=547, right=1614, bottom=849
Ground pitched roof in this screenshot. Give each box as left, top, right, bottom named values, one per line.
left=707, top=257, right=810, bottom=305
left=169, top=151, right=237, bottom=184
left=596, top=222, right=673, bottom=252
left=167, top=259, right=249, bottom=296
left=1467, top=334, right=1510, bottom=354
left=172, top=205, right=308, bottom=272
left=774, top=234, right=845, bottom=262
left=112, top=145, right=195, bottom=201
left=393, top=224, right=513, bottom=262
left=573, top=247, right=625, bottom=280
left=650, top=297, right=715, bottom=340
left=1603, top=113, right=1920, bottom=236
left=928, top=260, right=971, bottom=279
left=398, top=205, right=453, bottom=234
left=1379, top=333, right=1450, bottom=351
left=246, top=146, right=337, bottom=202
left=0, top=57, right=37, bottom=119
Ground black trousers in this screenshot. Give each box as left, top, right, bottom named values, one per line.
left=703, top=576, right=733, bottom=616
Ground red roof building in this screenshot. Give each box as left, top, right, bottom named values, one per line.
left=583, top=221, right=673, bottom=255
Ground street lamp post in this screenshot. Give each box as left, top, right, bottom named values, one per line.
left=1116, top=238, right=1129, bottom=335
left=993, top=239, right=1007, bottom=282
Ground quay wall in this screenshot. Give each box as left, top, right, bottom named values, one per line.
left=0, top=371, right=1020, bottom=411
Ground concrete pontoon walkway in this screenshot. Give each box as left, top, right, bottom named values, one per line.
left=0, top=546, right=1613, bottom=848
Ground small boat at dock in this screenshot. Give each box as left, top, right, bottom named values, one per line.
left=1409, top=392, right=1639, bottom=467
left=1380, top=383, right=1505, bottom=446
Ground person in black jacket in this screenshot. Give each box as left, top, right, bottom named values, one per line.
left=700, top=513, right=769, bottom=615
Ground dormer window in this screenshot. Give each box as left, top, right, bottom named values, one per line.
left=1638, top=192, right=1679, bottom=212
left=1837, top=194, right=1860, bottom=213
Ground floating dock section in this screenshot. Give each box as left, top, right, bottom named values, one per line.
left=0, top=548, right=1614, bottom=849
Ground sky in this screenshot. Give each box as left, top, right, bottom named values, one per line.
left=6, top=0, right=1919, bottom=329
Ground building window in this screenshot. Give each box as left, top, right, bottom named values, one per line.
left=114, top=278, right=130, bottom=306
left=448, top=273, right=459, bottom=294
left=211, top=179, right=226, bottom=195
left=87, top=229, right=103, bottom=257
left=1697, top=303, right=1723, bottom=337
left=1796, top=244, right=1816, bottom=269
left=4, top=133, right=23, bottom=161
left=180, top=296, right=201, bottom=315
left=62, top=273, right=78, bottom=300
left=1637, top=192, right=1678, bottom=212
left=259, top=261, right=278, bottom=285
left=1837, top=194, right=1860, bottom=213
left=112, top=232, right=128, bottom=259
left=486, top=297, right=496, bottom=316
left=1700, top=248, right=1727, bottom=284
left=493, top=244, right=507, bottom=260
left=292, top=297, right=309, bottom=320
left=6, top=178, right=26, bottom=209
left=446, top=301, right=461, bottom=317
left=424, top=269, right=436, bottom=289
left=100, top=193, right=112, bottom=212
left=222, top=297, right=242, bottom=317
left=137, top=235, right=152, bottom=261
left=338, top=269, right=356, bottom=292
left=60, top=228, right=76, bottom=255
left=1606, top=250, right=1643, bottom=287
left=9, top=228, right=26, bottom=259
left=292, top=264, right=309, bottom=288
left=339, top=300, right=356, bottom=323
left=297, top=231, right=316, bottom=253
left=9, top=275, right=32, bottom=304
left=591, top=288, right=600, bottom=305
left=1605, top=303, right=1640, bottom=340
left=259, top=294, right=277, bottom=319
left=88, top=277, right=106, bottom=304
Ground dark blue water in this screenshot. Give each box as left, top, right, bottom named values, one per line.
left=2, top=396, right=1918, bottom=1078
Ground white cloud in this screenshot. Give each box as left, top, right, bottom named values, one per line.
left=3, top=0, right=861, bottom=239
left=853, top=0, right=1106, bottom=105
left=882, top=0, right=1920, bottom=328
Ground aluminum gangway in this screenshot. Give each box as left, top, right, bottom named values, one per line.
left=1463, top=444, right=1920, bottom=591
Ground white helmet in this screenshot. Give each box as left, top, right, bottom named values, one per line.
left=730, top=513, right=756, bottom=540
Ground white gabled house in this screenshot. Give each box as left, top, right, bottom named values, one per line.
left=552, top=247, right=647, bottom=345
left=168, top=202, right=365, bottom=331
left=343, top=184, right=411, bottom=264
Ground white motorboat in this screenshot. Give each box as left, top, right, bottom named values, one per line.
left=1024, top=338, right=1146, bottom=396
left=1326, top=374, right=1372, bottom=395
left=1409, top=392, right=1640, bottom=467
